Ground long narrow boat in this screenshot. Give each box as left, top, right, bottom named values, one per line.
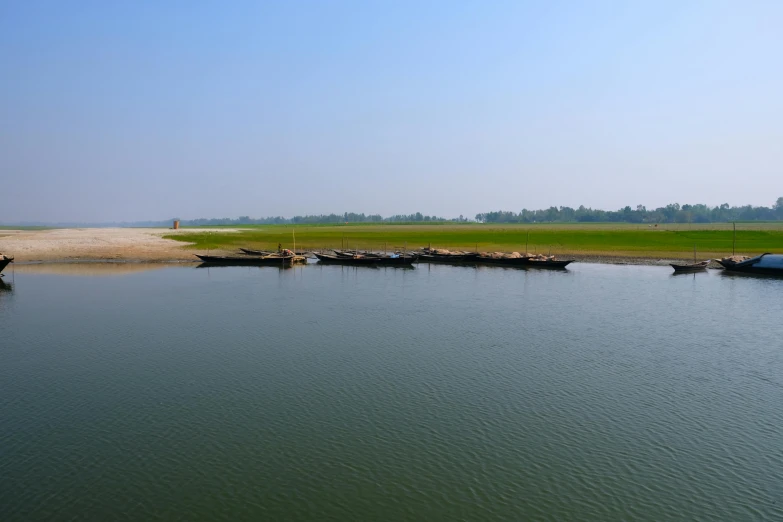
left=195, top=254, right=296, bottom=266
left=0, top=255, right=13, bottom=275
left=314, top=253, right=381, bottom=265
left=523, top=258, right=574, bottom=269
left=371, top=254, right=418, bottom=266
left=417, top=252, right=481, bottom=263
left=670, top=260, right=710, bottom=272
left=718, top=253, right=783, bottom=275
left=474, top=254, right=573, bottom=269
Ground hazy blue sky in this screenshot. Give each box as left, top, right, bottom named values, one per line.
left=1, top=0, right=781, bottom=222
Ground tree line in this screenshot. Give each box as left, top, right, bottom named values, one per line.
left=179, top=212, right=452, bottom=226
left=475, top=198, right=783, bottom=224
left=12, top=200, right=779, bottom=228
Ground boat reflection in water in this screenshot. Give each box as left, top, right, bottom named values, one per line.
left=196, top=263, right=300, bottom=270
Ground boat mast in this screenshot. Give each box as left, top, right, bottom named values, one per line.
left=732, top=222, right=736, bottom=255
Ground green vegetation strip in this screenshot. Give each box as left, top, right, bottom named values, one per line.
left=164, top=223, right=783, bottom=259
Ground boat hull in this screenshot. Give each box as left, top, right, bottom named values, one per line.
left=195, top=254, right=295, bottom=266
left=522, top=259, right=574, bottom=269
left=0, top=257, right=13, bottom=274
left=417, top=253, right=481, bottom=263
left=670, top=263, right=709, bottom=272
left=373, top=256, right=417, bottom=266
left=475, top=256, right=573, bottom=268
left=314, top=254, right=381, bottom=265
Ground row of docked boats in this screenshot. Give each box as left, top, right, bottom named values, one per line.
left=670, top=253, right=783, bottom=275
left=196, top=246, right=574, bottom=269
left=196, top=246, right=783, bottom=276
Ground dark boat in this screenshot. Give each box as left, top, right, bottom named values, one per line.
left=314, top=253, right=381, bottom=265
left=417, top=252, right=481, bottom=263
left=0, top=255, right=13, bottom=275
left=473, top=254, right=573, bottom=269
left=473, top=255, right=530, bottom=267
left=718, top=253, right=783, bottom=276
left=331, top=250, right=359, bottom=259
left=195, top=254, right=296, bottom=266
left=523, top=258, right=574, bottom=269
left=372, top=254, right=418, bottom=266
left=670, top=260, right=710, bottom=272
left=328, top=250, right=417, bottom=266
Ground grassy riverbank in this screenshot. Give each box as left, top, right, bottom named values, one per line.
left=164, top=222, right=783, bottom=259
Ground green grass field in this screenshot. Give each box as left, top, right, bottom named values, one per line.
left=164, top=222, right=783, bottom=259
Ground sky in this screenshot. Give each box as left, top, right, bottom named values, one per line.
left=1, top=0, right=782, bottom=223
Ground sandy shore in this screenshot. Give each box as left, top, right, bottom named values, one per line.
left=0, top=228, right=717, bottom=267
left=0, top=228, right=238, bottom=263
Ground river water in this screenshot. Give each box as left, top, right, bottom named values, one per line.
left=1, top=263, right=781, bottom=521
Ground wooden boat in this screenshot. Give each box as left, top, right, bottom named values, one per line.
left=331, top=250, right=358, bottom=259
left=329, top=250, right=417, bottom=266
left=314, top=253, right=381, bottom=265
left=523, top=258, right=574, bottom=269
left=0, top=255, right=13, bottom=275
left=417, top=252, right=481, bottom=263
left=670, top=260, right=710, bottom=272
left=474, top=255, right=530, bottom=267
left=718, top=253, right=783, bottom=275
left=372, top=254, right=417, bottom=266
left=474, top=253, right=573, bottom=269
left=195, top=254, right=296, bottom=266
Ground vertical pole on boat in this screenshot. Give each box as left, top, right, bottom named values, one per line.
left=526, top=231, right=529, bottom=254
left=405, top=241, right=407, bottom=259
left=732, top=222, right=736, bottom=255
left=694, top=243, right=696, bottom=263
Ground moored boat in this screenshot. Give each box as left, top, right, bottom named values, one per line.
left=523, top=258, right=574, bottom=269
left=314, top=253, right=381, bottom=265
left=475, top=252, right=573, bottom=269
left=718, top=253, right=783, bottom=275
left=195, top=253, right=298, bottom=266
left=371, top=253, right=417, bottom=266
left=0, top=254, right=13, bottom=275
left=417, top=251, right=481, bottom=263
left=670, top=260, right=710, bottom=272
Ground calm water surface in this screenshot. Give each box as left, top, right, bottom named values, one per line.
left=1, top=263, right=782, bottom=521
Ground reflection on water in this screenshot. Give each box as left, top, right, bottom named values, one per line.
left=0, top=278, right=12, bottom=292
left=196, top=262, right=299, bottom=270
left=12, top=262, right=173, bottom=276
